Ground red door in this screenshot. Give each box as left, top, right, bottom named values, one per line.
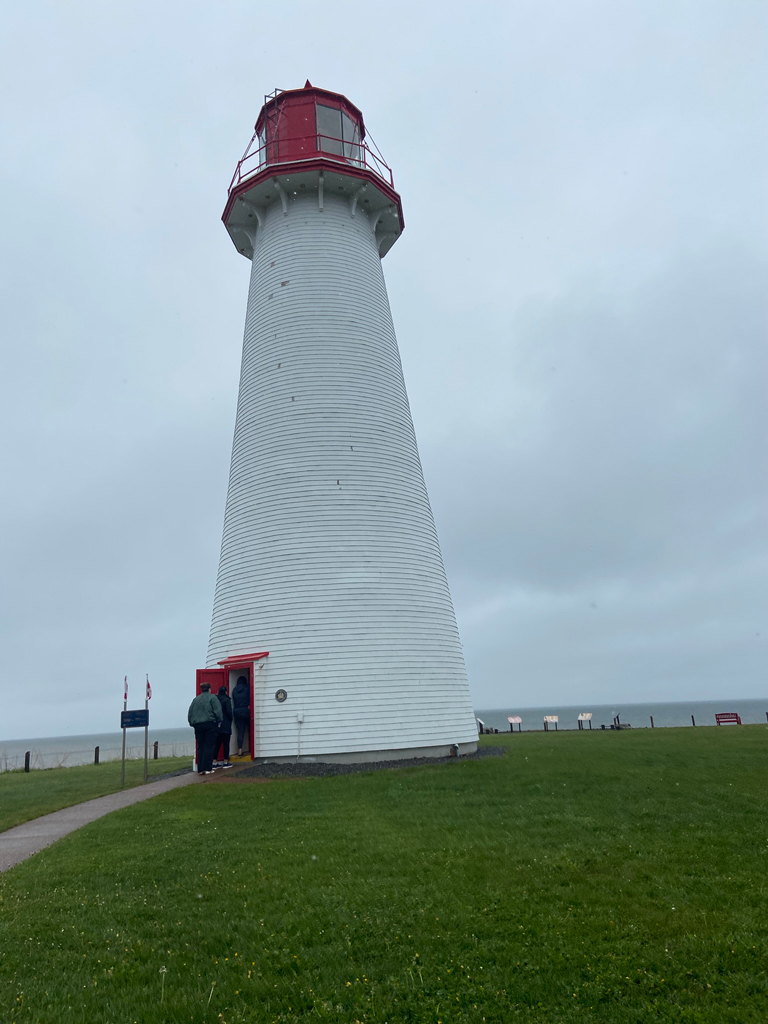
left=194, top=669, right=227, bottom=767
left=196, top=668, right=227, bottom=695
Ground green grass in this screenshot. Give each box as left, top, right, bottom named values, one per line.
left=0, top=728, right=766, bottom=1023
left=0, top=757, right=191, bottom=833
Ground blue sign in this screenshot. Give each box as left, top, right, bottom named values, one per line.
left=121, top=709, right=149, bottom=729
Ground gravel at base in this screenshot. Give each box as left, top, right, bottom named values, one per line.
left=235, top=746, right=505, bottom=780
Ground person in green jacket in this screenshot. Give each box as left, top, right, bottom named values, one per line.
left=188, top=683, right=223, bottom=774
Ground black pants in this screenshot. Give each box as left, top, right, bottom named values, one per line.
left=234, top=713, right=250, bottom=751
left=194, top=721, right=218, bottom=773
left=216, top=733, right=231, bottom=762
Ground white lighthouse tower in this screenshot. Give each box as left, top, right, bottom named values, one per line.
left=196, top=83, right=477, bottom=762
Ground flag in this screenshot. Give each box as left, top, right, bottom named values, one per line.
left=146, top=674, right=152, bottom=701
left=123, top=675, right=128, bottom=702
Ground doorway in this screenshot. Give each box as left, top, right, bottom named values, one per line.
left=228, top=668, right=253, bottom=759
left=195, top=652, right=268, bottom=765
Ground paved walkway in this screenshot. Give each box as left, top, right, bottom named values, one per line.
left=0, top=772, right=200, bottom=873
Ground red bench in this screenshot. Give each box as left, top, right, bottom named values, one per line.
left=715, top=712, right=741, bottom=725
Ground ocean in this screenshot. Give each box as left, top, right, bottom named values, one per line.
left=0, top=698, right=766, bottom=771
left=0, top=727, right=195, bottom=772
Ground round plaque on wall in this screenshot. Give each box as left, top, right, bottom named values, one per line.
left=275, top=689, right=287, bottom=703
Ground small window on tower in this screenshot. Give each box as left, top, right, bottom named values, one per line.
left=316, top=104, right=343, bottom=156
left=257, top=130, right=266, bottom=168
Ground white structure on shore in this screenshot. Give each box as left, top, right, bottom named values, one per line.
left=198, top=83, right=477, bottom=762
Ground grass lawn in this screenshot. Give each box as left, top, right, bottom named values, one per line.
left=0, top=727, right=766, bottom=1023
left=0, top=757, right=191, bottom=833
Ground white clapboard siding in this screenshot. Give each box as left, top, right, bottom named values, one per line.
left=207, top=191, right=477, bottom=759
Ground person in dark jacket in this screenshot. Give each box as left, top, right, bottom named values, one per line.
left=188, top=682, right=223, bottom=774
left=215, top=685, right=233, bottom=767
left=232, top=676, right=250, bottom=756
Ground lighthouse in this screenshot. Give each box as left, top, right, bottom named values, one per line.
left=196, top=83, right=477, bottom=762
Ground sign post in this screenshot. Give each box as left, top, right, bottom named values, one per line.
left=144, top=675, right=152, bottom=783
left=121, top=676, right=128, bottom=787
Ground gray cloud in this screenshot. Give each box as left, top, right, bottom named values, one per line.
left=421, top=242, right=767, bottom=703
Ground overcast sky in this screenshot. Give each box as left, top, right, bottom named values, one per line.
left=1, top=0, right=765, bottom=739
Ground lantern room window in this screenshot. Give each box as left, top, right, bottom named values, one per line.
left=316, top=104, right=361, bottom=164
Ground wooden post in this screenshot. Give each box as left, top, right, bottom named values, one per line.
left=24, top=751, right=30, bottom=773
left=94, top=745, right=100, bottom=765
left=153, top=741, right=159, bottom=760
left=691, top=715, right=696, bottom=727
left=650, top=716, right=654, bottom=728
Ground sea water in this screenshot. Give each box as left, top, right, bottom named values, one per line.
left=0, top=727, right=194, bottom=772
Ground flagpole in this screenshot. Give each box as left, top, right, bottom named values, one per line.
left=144, top=674, right=150, bottom=783
left=121, top=675, right=127, bottom=788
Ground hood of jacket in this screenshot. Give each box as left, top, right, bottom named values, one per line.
left=232, top=680, right=250, bottom=707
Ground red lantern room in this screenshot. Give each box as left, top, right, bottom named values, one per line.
left=222, top=82, right=404, bottom=259
left=256, top=82, right=365, bottom=166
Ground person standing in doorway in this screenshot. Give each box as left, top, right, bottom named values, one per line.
left=215, top=684, right=233, bottom=767
left=232, top=675, right=251, bottom=756
left=188, top=682, right=223, bottom=774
